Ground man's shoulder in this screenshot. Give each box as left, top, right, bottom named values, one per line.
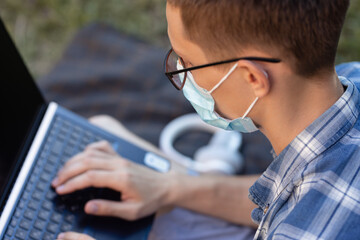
left=298, top=136, right=360, bottom=184
left=291, top=133, right=360, bottom=202
left=271, top=141, right=360, bottom=239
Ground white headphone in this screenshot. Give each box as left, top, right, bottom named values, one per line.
left=159, top=114, right=244, bottom=175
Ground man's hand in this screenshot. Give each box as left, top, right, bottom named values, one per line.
left=51, top=140, right=173, bottom=220
left=57, top=232, right=95, bottom=240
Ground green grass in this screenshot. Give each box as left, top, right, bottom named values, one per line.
left=0, top=0, right=359, bottom=78
left=0, top=0, right=168, bottom=78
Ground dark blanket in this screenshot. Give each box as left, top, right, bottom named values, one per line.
left=39, top=23, right=273, bottom=174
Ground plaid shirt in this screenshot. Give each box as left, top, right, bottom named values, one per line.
left=249, top=62, right=360, bottom=240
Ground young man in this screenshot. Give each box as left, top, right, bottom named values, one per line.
left=54, top=0, right=360, bottom=239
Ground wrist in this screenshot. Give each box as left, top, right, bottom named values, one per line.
left=161, top=171, right=183, bottom=206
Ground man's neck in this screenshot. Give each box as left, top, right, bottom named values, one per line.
left=260, top=71, right=344, bottom=155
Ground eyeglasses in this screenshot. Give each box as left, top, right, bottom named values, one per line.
left=164, top=48, right=281, bottom=90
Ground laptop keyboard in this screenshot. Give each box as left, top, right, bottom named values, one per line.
left=4, top=115, right=120, bottom=240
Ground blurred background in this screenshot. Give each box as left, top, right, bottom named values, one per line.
left=0, top=0, right=359, bottom=79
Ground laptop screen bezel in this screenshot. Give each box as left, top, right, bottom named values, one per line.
left=0, top=17, right=48, bottom=213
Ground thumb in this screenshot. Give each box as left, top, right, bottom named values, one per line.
left=84, top=200, right=143, bottom=221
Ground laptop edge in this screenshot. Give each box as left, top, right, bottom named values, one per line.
left=0, top=103, right=57, bottom=235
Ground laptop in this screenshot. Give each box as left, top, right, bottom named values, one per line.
left=0, top=18, right=171, bottom=240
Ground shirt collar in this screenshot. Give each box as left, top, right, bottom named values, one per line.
left=249, top=77, right=360, bottom=210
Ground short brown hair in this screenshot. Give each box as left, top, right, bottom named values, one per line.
left=167, top=0, right=350, bottom=77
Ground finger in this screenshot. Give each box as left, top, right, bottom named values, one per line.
left=64, top=148, right=113, bottom=168
left=86, top=140, right=116, bottom=154
left=51, top=151, right=86, bottom=187
left=57, top=232, right=95, bottom=240
left=53, top=147, right=114, bottom=184
left=84, top=200, right=145, bottom=221
left=52, top=154, right=115, bottom=187
left=55, top=170, right=121, bottom=194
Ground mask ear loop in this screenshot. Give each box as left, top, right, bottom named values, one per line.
left=208, top=63, right=264, bottom=118
left=209, top=63, right=238, bottom=94
left=242, top=69, right=267, bottom=118
left=242, top=97, right=259, bottom=118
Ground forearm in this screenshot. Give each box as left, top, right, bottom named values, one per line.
left=89, top=115, right=259, bottom=226
left=164, top=173, right=260, bottom=228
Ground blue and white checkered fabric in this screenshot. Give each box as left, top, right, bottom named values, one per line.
left=249, top=62, right=360, bottom=240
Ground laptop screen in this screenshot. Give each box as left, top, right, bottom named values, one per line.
left=0, top=19, right=45, bottom=211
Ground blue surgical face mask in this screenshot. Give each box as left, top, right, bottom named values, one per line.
left=179, top=62, right=259, bottom=133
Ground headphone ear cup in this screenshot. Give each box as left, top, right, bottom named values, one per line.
left=194, top=142, right=244, bottom=175
left=159, top=113, right=244, bottom=174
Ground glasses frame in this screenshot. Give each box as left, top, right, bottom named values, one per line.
left=164, top=48, right=281, bottom=90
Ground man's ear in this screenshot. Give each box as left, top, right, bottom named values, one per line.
left=237, top=60, right=271, bottom=98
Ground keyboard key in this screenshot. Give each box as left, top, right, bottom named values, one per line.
left=10, top=218, right=17, bottom=227
left=25, top=184, right=33, bottom=193
left=58, top=130, right=67, bottom=138
left=43, top=144, right=50, bottom=153
left=48, top=155, right=58, bottom=164
left=14, top=209, right=22, bottom=218
left=15, top=228, right=27, bottom=239
left=47, top=222, right=59, bottom=233
left=63, top=120, right=71, bottom=128
left=79, top=143, right=87, bottom=151
left=19, top=219, right=32, bottom=230
left=34, top=219, right=46, bottom=230
left=51, top=212, right=62, bottom=223
left=37, top=181, right=48, bottom=191
left=38, top=156, right=46, bottom=164
left=53, top=122, right=61, bottom=130
left=52, top=141, right=63, bottom=155
left=54, top=203, right=66, bottom=212
left=61, top=156, right=71, bottom=164
left=46, top=189, right=57, bottom=200
left=64, top=145, right=75, bottom=156
left=68, top=132, right=80, bottom=143
left=29, top=229, right=42, bottom=239
left=43, top=232, right=56, bottom=240
left=40, top=149, right=49, bottom=158
left=18, top=199, right=26, bottom=209
left=47, top=134, right=55, bottom=143
left=64, top=213, right=75, bottom=223
left=42, top=199, right=53, bottom=210
left=44, top=163, right=54, bottom=173
left=38, top=209, right=51, bottom=220
left=61, top=222, right=73, bottom=232
left=24, top=209, right=35, bottom=220
left=28, top=199, right=39, bottom=210
left=32, top=190, right=43, bottom=201
left=33, top=166, right=41, bottom=175
left=84, top=132, right=93, bottom=141
left=69, top=202, right=81, bottom=212
left=94, top=136, right=103, bottom=142
left=40, top=172, right=52, bottom=181
left=29, top=175, right=37, bottom=184
left=5, top=227, right=14, bottom=236
left=22, top=191, right=30, bottom=200
left=73, top=126, right=82, bottom=134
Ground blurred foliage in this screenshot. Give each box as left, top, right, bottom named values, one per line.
left=0, top=0, right=168, bottom=78
left=337, top=0, right=360, bottom=64
left=0, top=0, right=359, bottom=78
